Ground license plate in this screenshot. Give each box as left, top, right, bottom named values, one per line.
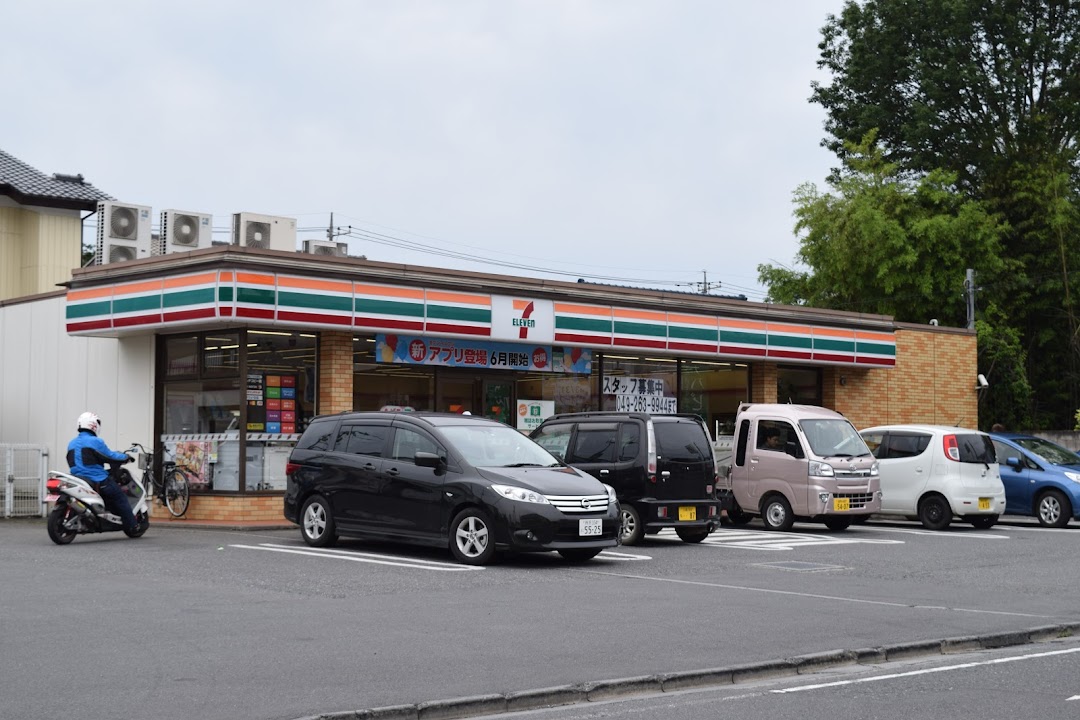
left=678, top=506, right=696, bottom=521
left=44, top=494, right=59, bottom=503
left=833, top=497, right=850, bottom=512
left=978, top=497, right=991, bottom=510
left=579, top=519, right=602, bottom=536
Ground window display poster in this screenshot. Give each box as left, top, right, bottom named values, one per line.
left=164, top=440, right=212, bottom=489
left=246, top=372, right=298, bottom=433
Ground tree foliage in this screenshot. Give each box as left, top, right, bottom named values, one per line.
left=767, top=0, right=1080, bottom=428
left=760, top=133, right=1008, bottom=326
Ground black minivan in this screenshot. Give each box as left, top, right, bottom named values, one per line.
left=284, top=412, right=619, bottom=565
left=530, top=412, right=719, bottom=545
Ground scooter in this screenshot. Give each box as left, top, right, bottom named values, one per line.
left=45, top=445, right=151, bottom=544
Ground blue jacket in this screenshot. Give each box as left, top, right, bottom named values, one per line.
left=66, top=430, right=128, bottom=483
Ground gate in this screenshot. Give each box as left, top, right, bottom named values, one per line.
left=1, top=444, right=49, bottom=518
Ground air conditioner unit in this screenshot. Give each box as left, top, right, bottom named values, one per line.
left=231, top=212, right=297, bottom=252
left=302, top=239, right=349, bottom=257
left=95, top=201, right=152, bottom=264
left=155, top=210, right=214, bottom=255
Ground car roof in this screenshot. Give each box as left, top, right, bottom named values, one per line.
left=860, top=424, right=986, bottom=434
left=545, top=412, right=704, bottom=423
left=308, top=411, right=505, bottom=428
left=738, top=403, right=848, bottom=421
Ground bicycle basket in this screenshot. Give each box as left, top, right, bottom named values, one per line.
left=137, top=452, right=150, bottom=471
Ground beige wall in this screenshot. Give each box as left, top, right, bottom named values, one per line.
left=833, top=326, right=979, bottom=430
left=0, top=205, right=82, bottom=301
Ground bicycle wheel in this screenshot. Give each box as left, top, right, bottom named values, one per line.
left=164, top=468, right=190, bottom=517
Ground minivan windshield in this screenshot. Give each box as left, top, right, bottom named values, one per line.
left=441, top=425, right=561, bottom=468
left=1012, top=436, right=1080, bottom=466
left=800, top=418, right=872, bottom=458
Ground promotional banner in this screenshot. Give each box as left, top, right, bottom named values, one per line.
left=376, top=335, right=591, bottom=374
left=516, top=400, right=555, bottom=432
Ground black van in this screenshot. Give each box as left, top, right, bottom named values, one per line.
left=530, top=412, right=720, bottom=545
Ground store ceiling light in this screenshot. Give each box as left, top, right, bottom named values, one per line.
left=643, top=357, right=678, bottom=363
left=249, top=330, right=294, bottom=337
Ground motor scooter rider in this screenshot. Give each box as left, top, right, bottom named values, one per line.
left=66, top=411, right=138, bottom=533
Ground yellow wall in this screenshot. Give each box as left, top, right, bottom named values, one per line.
left=0, top=206, right=82, bottom=301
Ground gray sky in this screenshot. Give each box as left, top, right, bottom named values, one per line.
left=4, top=1, right=845, bottom=301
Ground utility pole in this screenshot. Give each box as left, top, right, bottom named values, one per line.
left=964, top=268, right=977, bottom=330
left=696, top=270, right=719, bottom=295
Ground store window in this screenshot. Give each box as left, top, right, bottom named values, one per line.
left=352, top=336, right=435, bottom=412
left=777, top=366, right=822, bottom=406
left=158, top=329, right=317, bottom=495
left=600, top=355, right=678, bottom=413
left=679, top=360, right=749, bottom=437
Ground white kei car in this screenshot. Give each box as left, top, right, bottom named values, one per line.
left=859, top=424, right=1005, bottom=530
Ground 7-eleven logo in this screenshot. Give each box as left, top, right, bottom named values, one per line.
left=512, top=300, right=536, bottom=339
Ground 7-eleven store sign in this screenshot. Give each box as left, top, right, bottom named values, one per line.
left=490, top=296, right=555, bottom=343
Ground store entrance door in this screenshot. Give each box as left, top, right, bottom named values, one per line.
left=435, top=370, right=515, bottom=423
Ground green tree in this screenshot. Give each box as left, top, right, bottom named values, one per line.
left=794, top=0, right=1080, bottom=428
left=760, top=133, right=1008, bottom=327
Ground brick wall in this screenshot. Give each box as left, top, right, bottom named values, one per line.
left=751, top=363, right=778, bottom=403
left=318, top=331, right=354, bottom=415
left=836, top=325, right=978, bottom=429
left=151, top=494, right=284, bottom=523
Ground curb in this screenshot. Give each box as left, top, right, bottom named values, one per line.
left=293, top=622, right=1080, bottom=720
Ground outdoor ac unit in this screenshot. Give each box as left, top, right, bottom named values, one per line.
left=155, top=210, right=214, bottom=255
left=302, top=239, right=349, bottom=257
left=231, top=212, right=297, bottom=252
left=95, top=201, right=152, bottom=264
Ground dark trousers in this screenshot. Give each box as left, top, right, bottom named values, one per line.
left=94, top=477, right=137, bottom=531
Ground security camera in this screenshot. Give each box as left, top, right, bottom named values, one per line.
left=977, top=373, right=989, bottom=389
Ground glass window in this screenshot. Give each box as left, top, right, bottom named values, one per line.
left=679, top=361, right=749, bottom=437
left=391, top=428, right=441, bottom=462
left=336, top=425, right=390, bottom=457
left=600, top=355, right=677, bottom=413
left=618, top=423, right=641, bottom=462
left=883, top=433, right=931, bottom=459
left=953, top=433, right=996, bottom=464
left=515, top=373, right=598, bottom=417
left=532, top=423, right=573, bottom=459
left=352, top=336, right=435, bottom=411
left=569, top=424, right=618, bottom=463
left=777, top=366, right=822, bottom=406
left=203, top=333, right=240, bottom=376
left=164, top=335, right=199, bottom=378
left=1012, top=436, right=1080, bottom=465
left=296, top=419, right=338, bottom=451
left=655, top=422, right=710, bottom=462
left=163, top=379, right=241, bottom=435
left=757, top=420, right=795, bottom=452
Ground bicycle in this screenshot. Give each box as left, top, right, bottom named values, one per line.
left=130, top=443, right=191, bottom=518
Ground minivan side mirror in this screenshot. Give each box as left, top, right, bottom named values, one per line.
left=1006, top=455, right=1024, bottom=469
left=414, top=451, right=447, bottom=475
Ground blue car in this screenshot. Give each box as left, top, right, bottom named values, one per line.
left=989, top=433, right=1080, bottom=527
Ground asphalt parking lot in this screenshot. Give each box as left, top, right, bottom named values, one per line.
left=3, top=515, right=1078, bottom=720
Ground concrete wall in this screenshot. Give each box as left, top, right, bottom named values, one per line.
left=0, top=294, right=154, bottom=471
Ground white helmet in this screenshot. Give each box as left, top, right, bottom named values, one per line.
left=77, top=411, right=101, bottom=433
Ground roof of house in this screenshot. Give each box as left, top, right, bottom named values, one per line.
left=0, top=148, right=113, bottom=211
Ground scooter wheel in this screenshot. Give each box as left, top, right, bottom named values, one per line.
left=47, top=506, right=78, bottom=545
left=124, top=512, right=150, bottom=538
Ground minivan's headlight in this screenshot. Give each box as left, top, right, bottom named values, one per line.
left=603, top=483, right=617, bottom=501
left=491, top=484, right=550, bottom=504
left=1064, top=472, right=1080, bottom=485
left=808, top=461, right=835, bottom=477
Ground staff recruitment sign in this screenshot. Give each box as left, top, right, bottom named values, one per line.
left=375, top=334, right=592, bottom=374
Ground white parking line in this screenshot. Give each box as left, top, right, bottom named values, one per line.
left=700, top=528, right=904, bottom=551
left=865, top=527, right=1007, bottom=539
left=230, top=543, right=484, bottom=571
left=772, top=646, right=1080, bottom=694
left=597, top=550, right=652, bottom=561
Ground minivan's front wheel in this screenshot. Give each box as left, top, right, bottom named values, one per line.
left=619, top=505, right=644, bottom=546
left=760, top=495, right=794, bottom=532
left=450, top=508, right=496, bottom=565
left=918, top=494, right=951, bottom=530
left=301, top=495, right=337, bottom=548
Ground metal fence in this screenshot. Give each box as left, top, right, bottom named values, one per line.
left=2, top=445, right=49, bottom=518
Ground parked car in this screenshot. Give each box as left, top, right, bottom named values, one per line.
left=989, top=432, right=1080, bottom=527
left=284, top=412, right=620, bottom=565
left=721, top=403, right=881, bottom=532
left=859, top=425, right=1005, bottom=530
left=529, top=412, right=719, bottom=545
